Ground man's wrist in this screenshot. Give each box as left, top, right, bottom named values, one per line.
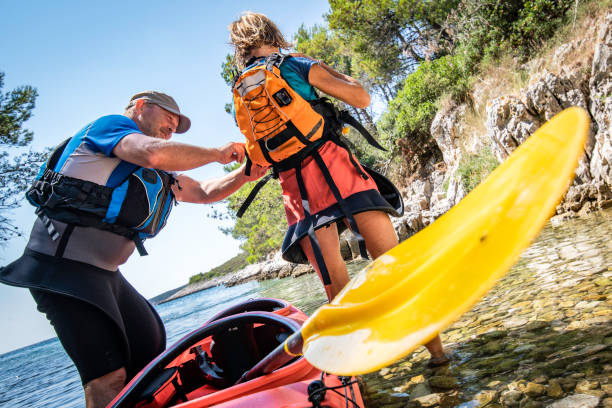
left=211, top=146, right=222, bottom=163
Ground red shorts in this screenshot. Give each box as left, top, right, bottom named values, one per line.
left=279, top=141, right=399, bottom=264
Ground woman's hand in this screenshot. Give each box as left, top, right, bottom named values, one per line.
left=241, top=163, right=269, bottom=181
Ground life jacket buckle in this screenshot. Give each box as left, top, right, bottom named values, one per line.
left=264, top=136, right=281, bottom=153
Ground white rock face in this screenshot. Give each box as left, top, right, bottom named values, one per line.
left=589, top=13, right=612, bottom=187
left=427, top=13, right=612, bottom=221
left=486, top=95, right=541, bottom=161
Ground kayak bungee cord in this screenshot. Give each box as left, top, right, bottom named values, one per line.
left=307, top=372, right=361, bottom=408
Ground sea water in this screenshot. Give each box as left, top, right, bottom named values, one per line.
left=0, top=273, right=330, bottom=407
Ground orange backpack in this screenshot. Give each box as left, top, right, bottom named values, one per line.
left=232, top=53, right=329, bottom=167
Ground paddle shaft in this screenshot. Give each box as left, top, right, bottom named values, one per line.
left=237, top=331, right=304, bottom=384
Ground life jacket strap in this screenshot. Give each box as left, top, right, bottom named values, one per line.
left=265, top=53, right=287, bottom=72
left=244, top=155, right=252, bottom=177
left=294, top=162, right=331, bottom=286
left=237, top=173, right=274, bottom=218
left=338, top=110, right=387, bottom=152
left=312, top=152, right=369, bottom=261
left=134, top=236, right=148, bottom=256
left=55, top=223, right=75, bottom=258
left=39, top=213, right=61, bottom=241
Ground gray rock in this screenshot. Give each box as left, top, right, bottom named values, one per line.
left=430, top=102, right=469, bottom=170
left=428, top=375, right=458, bottom=389
left=524, top=382, right=547, bottom=397
left=502, top=390, right=523, bottom=407
left=475, top=389, right=499, bottom=406
left=277, top=263, right=293, bottom=279
left=410, top=383, right=432, bottom=399
left=548, top=380, right=564, bottom=398
left=546, top=394, right=600, bottom=408
left=411, top=392, right=444, bottom=407
left=291, top=264, right=313, bottom=277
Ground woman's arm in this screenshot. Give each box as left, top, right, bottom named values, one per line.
left=307, top=60, right=371, bottom=109
left=172, top=163, right=268, bottom=204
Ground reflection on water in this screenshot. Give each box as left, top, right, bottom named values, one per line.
left=257, top=259, right=370, bottom=316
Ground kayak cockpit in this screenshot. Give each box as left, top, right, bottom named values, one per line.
left=110, top=299, right=316, bottom=407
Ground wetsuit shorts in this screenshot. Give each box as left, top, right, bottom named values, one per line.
left=30, top=286, right=163, bottom=384
left=2, top=250, right=166, bottom=385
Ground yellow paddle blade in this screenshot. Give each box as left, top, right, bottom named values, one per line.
left=301, top=107, right=590, bottom=375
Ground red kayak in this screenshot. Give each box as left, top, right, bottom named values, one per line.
left=108, top=298, right=364, bottom=407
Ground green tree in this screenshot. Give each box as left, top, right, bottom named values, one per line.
left=294, top=24, right=376, bottom=123
left=211, top=164, right=286, bottom=263
left=447, top=0, right=572, bottom=61
left=326, top=0, right=459, bottom=96
left=377, top=53, right=471, bottom=172
left=0, top=72, right=45, bottom=243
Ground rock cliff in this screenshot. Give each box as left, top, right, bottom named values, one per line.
left=394, top=12, right=612, bottom=242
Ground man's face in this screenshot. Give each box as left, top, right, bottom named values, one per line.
left=137, top=102, right=180, bottom=140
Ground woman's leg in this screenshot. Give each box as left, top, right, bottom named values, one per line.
left=353, top=210, right=448, bottom=363
left=352, top=210, right=399, bottom=258
left=299, top=223, right=349, bottom=301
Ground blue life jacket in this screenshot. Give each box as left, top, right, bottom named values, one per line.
left=26, top=138, right=177, bottom=255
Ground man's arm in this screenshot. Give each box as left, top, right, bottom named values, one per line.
left=173, top=164, right=269, bottom=204
left=112, top=133, right=245, bottom=171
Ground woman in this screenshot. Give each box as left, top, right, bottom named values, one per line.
left=229, top=12, right=448, bottom=366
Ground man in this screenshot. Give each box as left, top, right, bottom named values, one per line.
left=0, top=91, right=266, bottom=407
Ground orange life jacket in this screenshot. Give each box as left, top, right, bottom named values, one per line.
left=232, top=53, right=331, bottom=167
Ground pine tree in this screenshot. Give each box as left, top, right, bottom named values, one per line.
left=0, top=72, right=45, bottom=243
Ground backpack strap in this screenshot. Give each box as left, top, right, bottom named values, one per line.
left=338, top=110, right=387, bottom=151
left=265, top=53, right=288, bottom=72
left=244, top=153, right=253, bottom=177
left=294, top=161, right=332, bottom=285
left=311, top=152, right=369, bottom=261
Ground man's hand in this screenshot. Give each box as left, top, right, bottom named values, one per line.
left=216, top=142, right=245, bottom=164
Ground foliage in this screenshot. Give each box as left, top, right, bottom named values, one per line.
left=294, top=24, right=373, bottom=116
left=326, top=0, right=460, bottom=94
left=447, top=0, right=573, bottom=62
left=189, top=251, right=250, bottom=284
left=0, top=72, right=45, bottom=243
left=295, top=24, right=355, bottom=77
left=212, top=164, right=286, bottom=263
left=378, top=53, right=472, bottom=160
left=220, top=53, right=239, bottom=87
left=456, top=147, right=499, bottom=192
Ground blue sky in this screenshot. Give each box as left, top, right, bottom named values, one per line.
left=0, top=0, right=331, bottom=354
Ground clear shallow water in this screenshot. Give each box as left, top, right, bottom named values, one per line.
left=1, top=209, right=610, bottom=407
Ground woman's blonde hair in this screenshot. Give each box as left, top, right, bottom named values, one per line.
left=229, top=12, right=292, bottom=69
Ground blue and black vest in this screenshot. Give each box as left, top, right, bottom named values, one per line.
left=26, top=138, right=177, bottom=255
